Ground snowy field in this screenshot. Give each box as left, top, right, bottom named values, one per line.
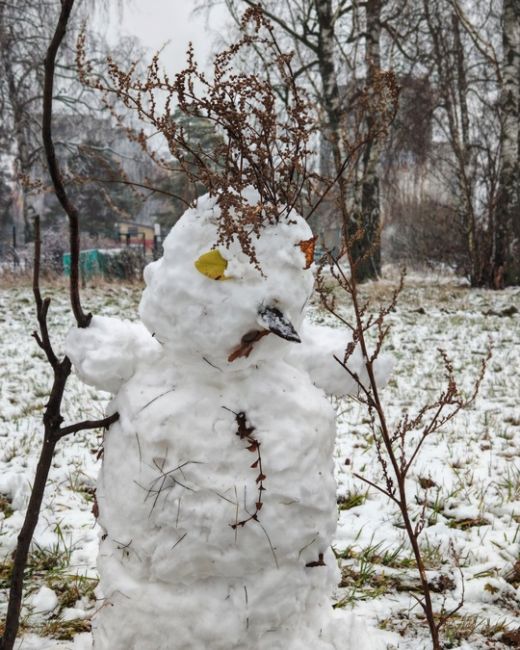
left=0, top=273, right=519, bottom=649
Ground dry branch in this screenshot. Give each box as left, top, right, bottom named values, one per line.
left=318, top=253, right=490, bottom=649
left=42, top=0, right=90, bottom=328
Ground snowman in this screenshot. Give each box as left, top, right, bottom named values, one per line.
left=66, top=188, right=391, bottom=650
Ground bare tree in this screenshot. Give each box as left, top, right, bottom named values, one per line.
left=0, top=0, right=47, bottom=242
left=406, top=0, right=519, bottom=287
left=422, top=0, right=483, bottom=284
left=203, top=0, right=520, bottom=287
left=317, top=256, right=488, bottom=648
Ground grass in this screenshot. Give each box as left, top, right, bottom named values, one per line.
left=378, top=612, right=511, bottom=648
left=337, top=541, right=416, bottom=569
left=45, top=572, right=98, bottom=610
left=39, top=617, right=92, bottom=640
left=337, top=489, right=369, bottom=511
left=448, top=516, right=490, bottom=530
left=67, top=466, right=96, bottom=503
left=495, top=465, right=520, bottom=503
left=333, top=541, right=420, bottom=608
left=1, top=521, right=75, bottom=581
left=438, top=613, right=513, bottom=648
left=29, top=526, right=74, bottom=576
left=0, top=494, right=13, bottom=519
left=417, top=539, right=444, bottom=571
left=0, top=555, right=14, bottom=589
left=2, top=275, right=520, bottom=648
left=0, top=539, right=97, bottom=639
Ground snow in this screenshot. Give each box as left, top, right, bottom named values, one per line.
left=66, top=315, right=161, bottom=394
left=1, top=256, right=519, bottom=648
left=30, top=587, right=59, bottom=614
left=138, top=190, right=315, bottom=369
left=287, top=322, right=393, bottom=397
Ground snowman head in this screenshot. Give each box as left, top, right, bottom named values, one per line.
left=139, top=189, right=316, bottom=369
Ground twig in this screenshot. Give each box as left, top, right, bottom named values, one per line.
left=42, top=0, right=90, bottom=328
left=317, top=218, right=487, bottom=649
left=230, top=412, right=266, bottom=530
left=59, top=413, right=119, bottom=438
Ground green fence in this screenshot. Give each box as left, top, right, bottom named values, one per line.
left=63, top=248, right=145, bottom=280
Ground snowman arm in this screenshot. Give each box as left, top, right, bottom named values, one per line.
left=287, top=322, right=393, bottom=398
left=65, top=315, right=161, bottom=394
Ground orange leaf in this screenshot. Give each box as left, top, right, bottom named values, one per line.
left=298, top=235, right=318, bottom=269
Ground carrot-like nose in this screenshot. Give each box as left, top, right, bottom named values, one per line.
left=257, top=306, right=301, bottom=343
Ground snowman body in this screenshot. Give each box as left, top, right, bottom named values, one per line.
left=66, top=191, right=388, bottom=649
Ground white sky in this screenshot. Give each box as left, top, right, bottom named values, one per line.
left=105, top=1, right=230, bottom=74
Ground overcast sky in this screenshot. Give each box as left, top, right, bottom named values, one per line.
left=105, top=1, right=230, bottom=74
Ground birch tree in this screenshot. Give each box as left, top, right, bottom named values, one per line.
left=492, top=0, right=520, bottom=287
left=0, top=0, right=48, bottom=243
left=215, top=1, right=520, bottom=287
left=351, top=0, right=383, bottom=280
left=420, top=0, right=519, bottom=287
left=421, top=0, right=483, bottom=284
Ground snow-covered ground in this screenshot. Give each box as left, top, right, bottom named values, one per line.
left=1, top=273, right=519, bottom=649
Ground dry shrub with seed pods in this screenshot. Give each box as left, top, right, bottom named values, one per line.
left=77, top=6, right=318, bottom=269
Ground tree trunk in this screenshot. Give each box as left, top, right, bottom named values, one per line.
left=492, top=0, right=520, bottom=288
left=314, top=0, right=355, bottom=262
left=352, top=0, right=382, bottom=282
left=315, top=0, right=382, bottom=281
left=315, top=0, right=342, bottom=171
left=451, top=12, right=480, bottom=286
left=0, top=32, right=32, bottom=245
left=315, top=0, right=348, bottom=205
left=423, top=1, right=483, bottom=286
left=0, top=433, right=58, bottom=650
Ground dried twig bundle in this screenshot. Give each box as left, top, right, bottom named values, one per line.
left=78, top=6, right=316, bottom=267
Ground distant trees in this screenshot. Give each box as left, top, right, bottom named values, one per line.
left=416, top=0, right=519, bottom=287
left=150, top=111, right=226, bottom=231
left=62, top=137, right=135, bottom=238
left=0, top=0, right=48, bottom=243
left=0, top=0, right=115, bottom=243
left=0, top=0, right=225, bottom=259
left=2, top=0, right=517, bottom=285
left=0, top=0, right=154, bottom=253
left=421, top=0, right=490, bottom=285
left=211, top=0, right=520, bottom=287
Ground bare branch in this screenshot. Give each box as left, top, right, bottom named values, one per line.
left=58, top=412, right=120, bottom=438
left=42, top=0, right=91, bottom=328
left=32, top=215, right=59, bottom=369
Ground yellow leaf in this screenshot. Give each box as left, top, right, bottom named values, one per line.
left=194, top=249, right=229, bottom=280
